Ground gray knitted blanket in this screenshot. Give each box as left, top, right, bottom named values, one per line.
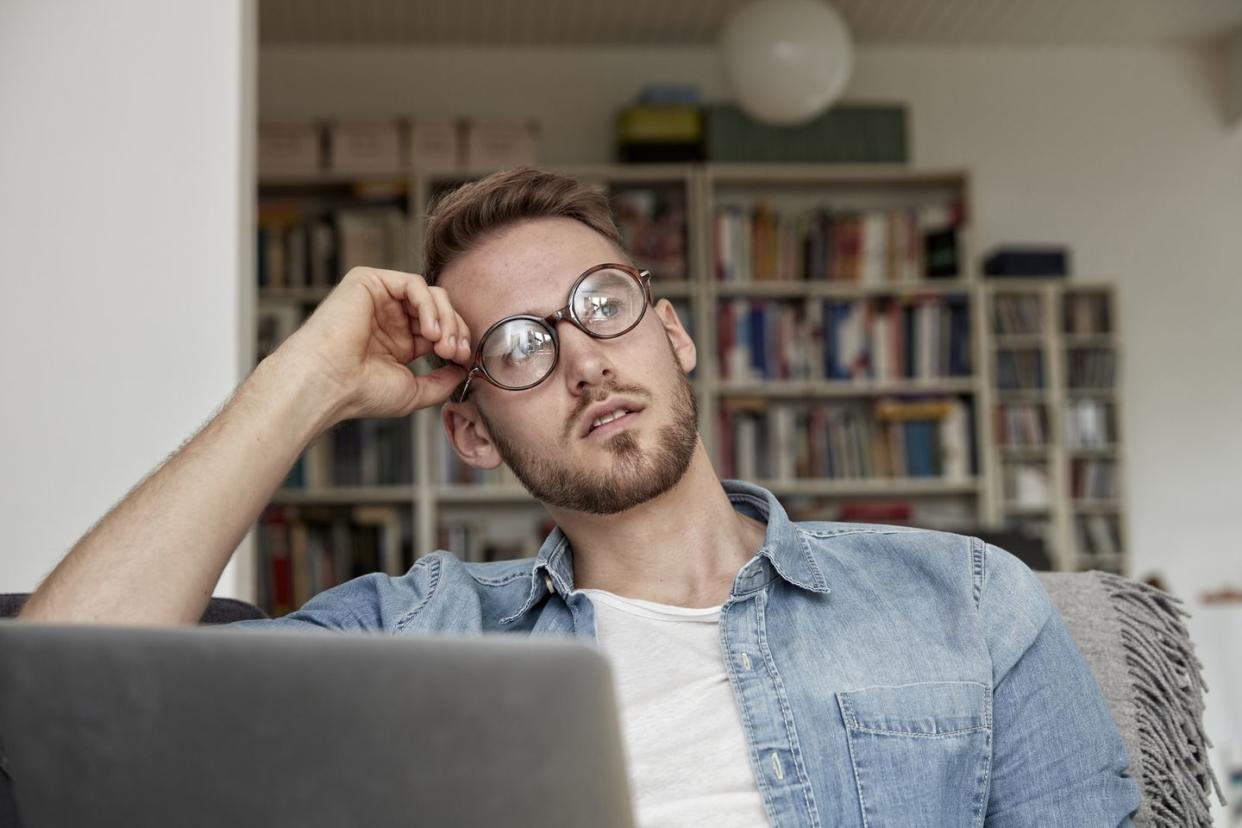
left=1038, top=570, right=1227, bottom=826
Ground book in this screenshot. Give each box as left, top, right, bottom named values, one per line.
left=256, top=201, right=405, bottom=291
left=256, top=305, right=303, bottom=365
left=996, top=403, right=1047, bottom=446
left=713, top=201, right=963, bottom=283
left=610, top=185, right=689, bottom=281
left=1004, top=462, right=1050, bottom=508
left=717, top=397, right=975, bottom=482
left=351, top=505, right=406, bottom=576
left=717, top=297, right=972, bottom=384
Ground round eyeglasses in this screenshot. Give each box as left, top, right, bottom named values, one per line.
left=451, top=263, right=653, bottom=403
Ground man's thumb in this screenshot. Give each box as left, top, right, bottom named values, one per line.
left=413, top=363, right=468, bottom=409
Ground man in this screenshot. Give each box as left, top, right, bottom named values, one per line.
left=20, top=167, right=1141, bottom=826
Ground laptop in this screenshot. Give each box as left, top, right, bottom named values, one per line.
left=0, top=622, right=636, bottom=828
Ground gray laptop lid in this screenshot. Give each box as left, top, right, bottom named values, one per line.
left=0, top=622, right=636, bottom=828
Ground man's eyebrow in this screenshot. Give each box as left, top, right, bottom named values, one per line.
left=481, top=260, right=623, bottom=327
left=494, top=283, right=570, bottom=322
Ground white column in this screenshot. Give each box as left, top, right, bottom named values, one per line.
left=0, top=0, right=258, bottom=600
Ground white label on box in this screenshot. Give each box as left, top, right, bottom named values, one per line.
left=258, top=123, right=321, bottom=173
left=329, top=121, right=404, bottom=173
left=463, top=121, right=539, bottom=171
left=409, top=120, right=460, bottom=172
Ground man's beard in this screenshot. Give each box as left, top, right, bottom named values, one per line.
left=478, top=343, right=699, bottom=515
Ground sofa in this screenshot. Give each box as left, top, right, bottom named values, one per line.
left=0, top=569, right=1225, bottom=825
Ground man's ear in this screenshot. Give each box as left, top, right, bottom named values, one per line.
left=654, top=298, right=697, bottom=374
left=441, top=401, right=504, bottom=470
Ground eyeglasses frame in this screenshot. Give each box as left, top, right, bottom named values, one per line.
left=450, top=262, right=654, bottom=404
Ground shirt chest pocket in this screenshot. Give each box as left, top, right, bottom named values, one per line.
left=836, top=680, right=992, bottom=828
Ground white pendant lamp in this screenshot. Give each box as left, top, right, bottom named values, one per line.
left=719, top=0, right=854, bottom=126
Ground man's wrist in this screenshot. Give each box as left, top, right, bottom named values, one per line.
left=252, top=349, right=350, bottom=447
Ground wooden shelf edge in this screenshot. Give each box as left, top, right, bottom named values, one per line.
left=718, top=379, right=976, bottom=397
left=272, top=486, right=417, bottom=505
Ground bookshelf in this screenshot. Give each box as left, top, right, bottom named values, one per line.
left=700, top=165, right=992, bottom=532
left=249, top=162, right=1123, bottom=616
left=982, top=280, right=1127, bottom=574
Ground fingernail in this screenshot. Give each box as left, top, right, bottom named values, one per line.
left=447, top=334, right=456, bottom=348
left=431, top=320, right=440, bottom=335
left=462, top=338, right=470, bottom=352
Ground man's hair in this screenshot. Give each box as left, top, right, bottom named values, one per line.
left=422, top=166, right=629, bottom=286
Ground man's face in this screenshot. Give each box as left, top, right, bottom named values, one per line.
left=439, top=216, right=699, bottom=515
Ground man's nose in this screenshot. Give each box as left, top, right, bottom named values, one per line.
left=556, top=320, right=616, bottom=394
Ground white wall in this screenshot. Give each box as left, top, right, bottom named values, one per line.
left=259, top=42, right=1242, bottom=603
left=0, top=0, right=257, bottom=598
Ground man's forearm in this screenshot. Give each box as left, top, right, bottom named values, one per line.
left=19, top=351, right=345, bottom=625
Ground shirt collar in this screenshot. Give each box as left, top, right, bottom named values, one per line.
left=503, top=479, right=830, bottom=624
left=717, top=478, right=831, bottom=595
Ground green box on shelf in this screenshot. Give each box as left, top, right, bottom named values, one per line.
left=705, top=103, right=908, bottom=164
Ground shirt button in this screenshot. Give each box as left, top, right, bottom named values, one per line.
left=739, top=652, right=752, bottom=671
left=770, top=752, right=784, bottom=780
left=543, top=574, right=554, bottom=593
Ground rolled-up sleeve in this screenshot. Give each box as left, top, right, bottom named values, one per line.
left=978, top=542, right=1142, bottom=827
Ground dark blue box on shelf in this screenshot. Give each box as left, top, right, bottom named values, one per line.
left=983, top=246, right=1071, bottom=278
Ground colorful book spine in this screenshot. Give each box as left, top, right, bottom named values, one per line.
left=716, top=397, right=974, bottom=482
left=716, top=297, right=971, bottom=383
left=713, top=202, right=963, bottom=283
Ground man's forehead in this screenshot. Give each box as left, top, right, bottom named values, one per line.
left=441, top=218, right=626, bottom=328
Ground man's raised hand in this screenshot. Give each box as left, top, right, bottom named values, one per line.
left=276, top=267, right=473, bottom=423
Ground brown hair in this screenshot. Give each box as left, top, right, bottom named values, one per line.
left=422, top=165, right=629, bottom=286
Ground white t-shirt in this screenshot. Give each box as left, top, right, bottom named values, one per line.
left=577, top=587, right=770, bottom=828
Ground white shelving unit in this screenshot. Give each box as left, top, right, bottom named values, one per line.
left=982, top=280, right=1127, bottom=573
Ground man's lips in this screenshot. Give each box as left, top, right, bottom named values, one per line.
left=584, top=409, right=641, bottom=440
left=578, top=397, right=647, bottom=438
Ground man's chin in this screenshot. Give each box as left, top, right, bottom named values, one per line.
left=519, top=447, right=685, bottom=515
left=577, top=427, right=645, bottom=459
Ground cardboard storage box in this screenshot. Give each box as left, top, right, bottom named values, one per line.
left=258, top=122, right=322, bottom=174
left=462, top=120, right=539, bottom=171
left=409, top=119, right=460, bottom=172
left=328, top=120, right=406, bottom=173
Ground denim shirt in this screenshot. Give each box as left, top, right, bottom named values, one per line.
left=233, top=479, right=1141, bottom=827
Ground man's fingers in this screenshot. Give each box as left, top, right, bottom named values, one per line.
left=427, top=287, right=461, bottom=361
left=406, top=280, right=442, bottom=345
left=412, top=363, right=467, bottom=409
left=365, top=269, right=466, bottom=362
left=362, top=267, right=439, bottom=341
left=454, top=312, right=472, bottom=362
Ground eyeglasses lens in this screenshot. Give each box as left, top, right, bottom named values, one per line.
left=480, top=268, right=645, bottom=390
left=481, top=318, right=556, bottom=390
left=572, top=267, right=644, bottom=335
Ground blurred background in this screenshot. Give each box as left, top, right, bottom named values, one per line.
left=2, top=0, right=1240, bottom=820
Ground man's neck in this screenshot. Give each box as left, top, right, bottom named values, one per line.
left=545, top=442, right=768, bottom=608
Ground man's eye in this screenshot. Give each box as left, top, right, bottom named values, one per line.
left=506, top=329, right=550, bottom=363
left=584, top=295, right=622, bottom=320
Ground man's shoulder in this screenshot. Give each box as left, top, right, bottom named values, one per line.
left=791, top=520, right=1045, bottom=613
left=792, top=519, right=974, bottom=552
left=793, top=520, right=985, bottom=596
left=417, top=549, right=538, bottom=587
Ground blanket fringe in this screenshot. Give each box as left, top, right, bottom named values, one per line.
left=1095, top=570, right=1226, bottom=826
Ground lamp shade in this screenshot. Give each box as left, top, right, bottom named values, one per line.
left=719, top=0, right=854, bottom=126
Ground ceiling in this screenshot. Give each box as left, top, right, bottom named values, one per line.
left=259, top=0, right=1242, bottom=47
